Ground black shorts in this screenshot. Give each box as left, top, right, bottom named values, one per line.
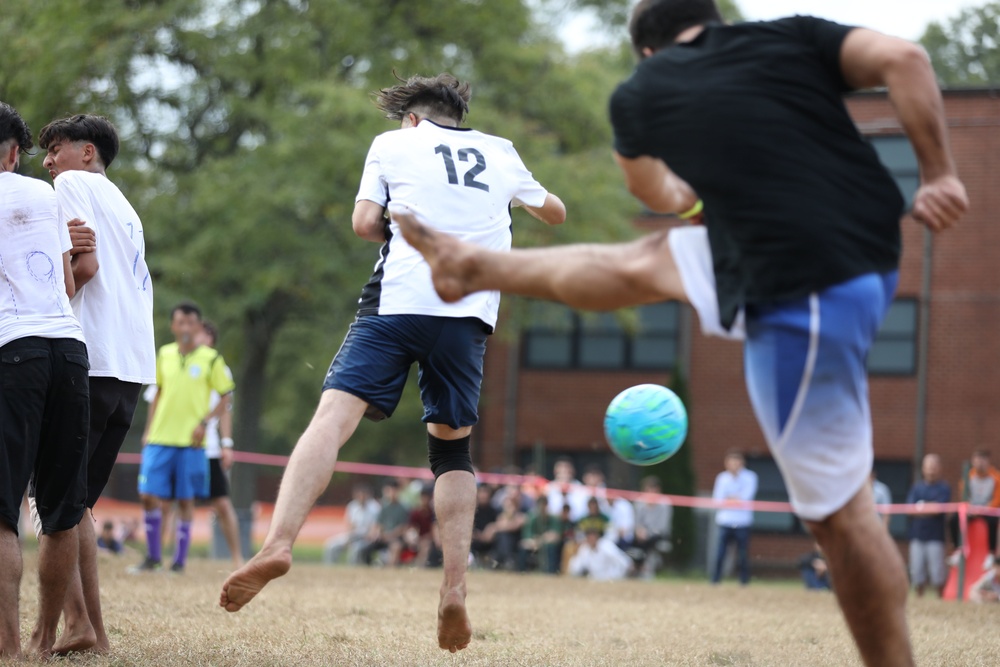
left=0, top=337, right=89, bottom=535
left=85, top=377, right=141, bottom=508
left=204, top=457, right=230, bottom=499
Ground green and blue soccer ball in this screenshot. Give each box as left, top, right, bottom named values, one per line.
left=604, top=384, right=688, bottom=466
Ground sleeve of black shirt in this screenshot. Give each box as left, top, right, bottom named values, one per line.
left=609, top=77, right=647, bottom=159
left=780, top=15, right=857, bottom=93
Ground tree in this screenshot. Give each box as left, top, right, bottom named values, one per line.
left=920, top=2, right=1000, bottom=85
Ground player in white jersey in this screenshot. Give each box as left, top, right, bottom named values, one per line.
left=221, top=73, right=565, bottom=652
left=32, top=114, right=155, bottom=655
left=0, top=102, right=89, bottom=659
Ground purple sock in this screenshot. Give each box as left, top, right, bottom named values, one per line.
left=144, top=509, right=162, bottom=562
left=174, top=521, right=192, bottom=568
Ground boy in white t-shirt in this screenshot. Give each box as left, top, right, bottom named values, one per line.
left=33, top=114, right=155, bottom=655
left=0, top=102, right=89, bottom=659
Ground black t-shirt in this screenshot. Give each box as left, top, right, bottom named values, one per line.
left=610, top=16, right=904, bottom=328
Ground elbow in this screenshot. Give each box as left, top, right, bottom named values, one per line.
left=546, top=201, right=567, bottom=226
left=884, top=43, right=933, bottom=82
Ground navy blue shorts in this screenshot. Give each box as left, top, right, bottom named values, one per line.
left=323, top=315, right=489, bottom=429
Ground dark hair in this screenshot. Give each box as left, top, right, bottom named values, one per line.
left=171, top=301, right=202, bottom=321
left=38, top=114, right=120, bottom=168
left=725, top=449, right=745, bottom=461
left=374, top=73, right=471, bottom=124
left=641, top=475, right=661, bottom=490
left=202, top=320, right=219, bottom=345
left=974, top=449, right=991, bottom=459
left=0, top=101, right=33, bottom=154
left=629, top=0, right=723, bottom=56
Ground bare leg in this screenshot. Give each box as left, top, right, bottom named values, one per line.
left=51, top=513, right=100, bottom=655
left=27, top=528, right=79, bottom=657
left=805, top=485, right=913, bottom=667
left=161, top=501, right=175, bottom=553
left=0, top=524, right=23, bottom=659
left=427, top=423, right=476, bottom=653
left=212, top=497, right=244, bottom=568
left=220, top=389, right=367, bottom=612
left=391, top=206, right=687, bottom=309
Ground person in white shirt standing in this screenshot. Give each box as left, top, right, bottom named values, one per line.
left=0, top=102, right=89, bottom=659
left=220, top=73, right=565, bottom=654
left=710, top=450, right=758, bottom=585
left=33, top=114, right=155, bottom=655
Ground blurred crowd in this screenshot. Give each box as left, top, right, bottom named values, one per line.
left=322, top=457, right=673, bottom=581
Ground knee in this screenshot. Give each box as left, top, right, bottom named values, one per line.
left=427, top=433, right=474, bottom=479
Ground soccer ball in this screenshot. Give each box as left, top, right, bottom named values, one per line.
left=603, top=384, right=688, bottom=466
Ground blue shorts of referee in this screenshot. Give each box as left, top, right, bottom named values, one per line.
left=323, top=314, right=489, bottom=429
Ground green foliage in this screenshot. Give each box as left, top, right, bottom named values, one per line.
left=1, top=0, right=647, bottom=473
left=920, top=2, right=1000, bottom=85
left=646, top=370, right=697, bottom=568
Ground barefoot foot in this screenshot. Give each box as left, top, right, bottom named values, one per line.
left=389, top=205, right=482, bottom=303
left=437, top=586, right=472, bottom=653
left=219, top=545, right=292, bottom=612
left=51, top=622, right=98, bottom=656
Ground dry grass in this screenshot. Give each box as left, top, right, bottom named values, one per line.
left=7, top=552, right=1000, bottom=666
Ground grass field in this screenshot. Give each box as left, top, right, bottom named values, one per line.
left=7, top=552, right=1000, bottom=666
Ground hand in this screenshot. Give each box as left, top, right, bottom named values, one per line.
left=67, top=218, right=96, bottom=255
left=221, top=446, right=235, bottom=471
left=911, top=174, right=968, bottom=232
left=191, top=422, right=207, bottom=446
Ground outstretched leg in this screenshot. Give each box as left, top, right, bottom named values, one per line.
left=806, top=485, right=913, bottom=667
left=220, top=389, right=367, bottom=612
left=391, top=206, right=687, bottom=310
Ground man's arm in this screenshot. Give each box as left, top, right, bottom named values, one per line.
left=219, top=402, right=235, bottom=470
left=192, top=392, right=232, bottom=446
left=62, top=251, right=76, bottom=299
left=141, top=391, right=160, bottom=446
left=523, top=193, right=567, bottom=226
left=352, top=200, right=388, bottom=243
left=839, top=28, right=968, bottom=231
left=612, top=153, right=699, bottom=216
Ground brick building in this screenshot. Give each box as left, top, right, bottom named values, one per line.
left=472, top=89, right=1000, bottom=567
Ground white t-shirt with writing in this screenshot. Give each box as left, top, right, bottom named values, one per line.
left=0, top=172, right=84, bottom=348
left=355, top=120, right=549, bottom=331
left=55, top=170, right=154, bottom=383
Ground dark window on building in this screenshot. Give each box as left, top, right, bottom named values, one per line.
left=523, top=302, right=680, bottom=371
left=868, top=298, right=917, bottom=375
left=870, top=135, right=919, bottom=205
left=873, top=460, right=913, bottom=540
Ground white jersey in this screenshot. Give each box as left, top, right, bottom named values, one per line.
left=55, top=171, right=155, bottom=383
left=0, top=172, right=84, bottom=348
left=355, top=120, right=548, bottom=330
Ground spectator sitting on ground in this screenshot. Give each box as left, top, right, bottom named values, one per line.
left=518, top=496, right=562, bottom=573
left=399, top=486, right=435, bottom=567
left=323, top=483, right=381, bottom=565
left=568, top=527, right=633, bottom=581
left=576, top=497, right=611, bottom=537
left=491, top=495, right=526, bottom=570
left=96, top=521, right=123, bottom=556
left=633, top=476, right=673, bottom=578
left=360, top=481, right=410, bottom=566
left=606, top=494, right=636, bottom=550
left=970, top=561, right=1000, bottom=603
left=471, top=484, right=498, bottom=566
left=799, top=543, right=831, bottom=591
left=546, top=457, right=582, bottom=519
left=492, top=481, right=534, bottom=514
left=556, top=503, right=577, bottom=574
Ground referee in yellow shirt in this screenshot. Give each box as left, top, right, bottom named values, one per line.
left=133, top=303, right=234, bottom=573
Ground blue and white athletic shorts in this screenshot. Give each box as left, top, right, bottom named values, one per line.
left=743, top=271, right=899, bottom=521
left=323, top=314, right=489, bottom=430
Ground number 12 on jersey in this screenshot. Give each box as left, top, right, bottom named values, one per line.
left=434, top=144, right=490, bottom=192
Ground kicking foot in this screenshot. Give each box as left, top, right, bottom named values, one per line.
left=219, top=545, right=292, bottom=612
left=437, top=585, right=472, bottom=653
left=51, top=623, right=98, bottom=656
left=389, top=205, right=482, bottom=303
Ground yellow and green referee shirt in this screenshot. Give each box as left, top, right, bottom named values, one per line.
left=147, top=342, right=235, bottom=447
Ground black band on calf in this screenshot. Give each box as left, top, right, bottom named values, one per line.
left=427, top=433, right=474, bottom=479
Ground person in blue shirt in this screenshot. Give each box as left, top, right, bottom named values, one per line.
left=710, top=451, right=758, bottom=585
left=906, top=454, right=951, bottom=597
